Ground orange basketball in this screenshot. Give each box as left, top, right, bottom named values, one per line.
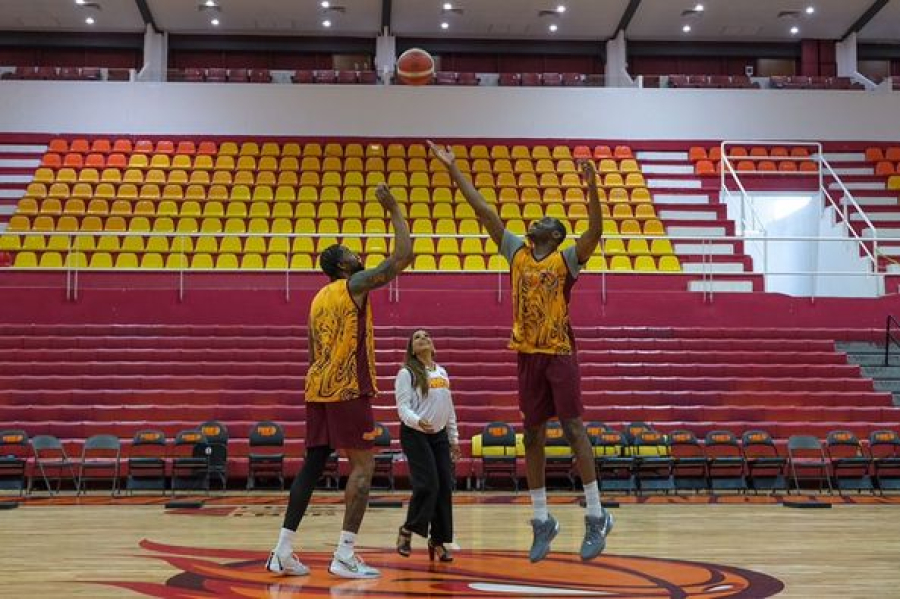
left=397, top=48, right=434, bottom=86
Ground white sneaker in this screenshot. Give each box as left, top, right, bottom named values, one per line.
left=328, top=552, right=381, bottom=579
left=266, top=551, right=310, bottom=576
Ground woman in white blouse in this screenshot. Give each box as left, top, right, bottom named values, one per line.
left=394, top=329, right=460, bottom=562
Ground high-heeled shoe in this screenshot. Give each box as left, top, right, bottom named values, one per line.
left=428, top=539, right=454, bottom=562
left=396, top=527, right=412, bottom=557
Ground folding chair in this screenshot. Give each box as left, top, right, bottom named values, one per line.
left=30, top=435, right=78, bottom=494
left=319, top=450, right=341, bottom=490
left=479, top=421, right=518, bottom=491
left=544, top=420, right=575, bottom=490
left=76, top=434, right=121, bottom=495
left=704, top=430, right=746, bottom=492
left=632, top=430, right=674, bottom=494
left=371, top=423, right=396, bottom=491
left=247, top=421, right=285, bottom=491
left=171, top=430, right=210, bottom=494
left=868, top=430, right=900, bottom=493
left=199, top=420, right=229, bottom=490
left=126, top=429, right=168, bottom=493
left=595, top=430, right=635, bottom=494
left=585, top=421, right=609, bottom=480
left=826, top=430, right=872, bottom=493
left=787, top=435, right=833, bottom=495
left=0, top=430, right=29, bottom=495
left=742, top=430, right=787, bottom=494
left=669, top=430, right=708, bottom=492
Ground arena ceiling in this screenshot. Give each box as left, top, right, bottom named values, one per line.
left=0, top=0, right=897, bottom=43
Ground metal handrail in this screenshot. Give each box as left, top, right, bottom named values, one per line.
left=885, top=315, right=900, bottom=366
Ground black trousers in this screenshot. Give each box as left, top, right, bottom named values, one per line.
left=400, top=424, right=454, bottom=544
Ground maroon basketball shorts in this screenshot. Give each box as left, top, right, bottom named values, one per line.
left=516, top=352, right=584, bottom=429
left=305, top=395, right=376, bottom=450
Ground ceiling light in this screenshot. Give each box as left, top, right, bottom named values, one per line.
left=85, top=16, right=95, bottom=24
left=441, top=21, right=449, bottom=29
left=694, top=3, right=704, bottom=11
left=556, top=4, right=566, bottom=13
left=443, top=2, right=452, bottom=10
left=790, top=25, right=799, bottom=34
left=204, top=0, right=216, bottom=6
left=211, top=17, right=220, bottom=25
left=549, top=23, right=558, bottom=32
left=322, top=19, right=332, bottom=27
left=321, top=0, right=330, bottom=7
left=682, top=24, right=691, bottom=33
left=805, top=6, right=815, bottom=14
left=75, top=0, right=86, bottom=5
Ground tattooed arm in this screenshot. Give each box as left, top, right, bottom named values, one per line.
left=348, top=183, right=413, bottom=304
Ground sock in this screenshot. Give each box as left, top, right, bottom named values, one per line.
left=275, top=527, right=296, bottom=557
left=530, top=487, right=549, bottom=522
left=583, top=481, right=603, bottom=519
left=335, top=530, right=356, bottom=560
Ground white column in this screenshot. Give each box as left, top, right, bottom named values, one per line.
left=138, top=24, right=167, bottom=82
left=835, top=33, right=857, bottom=78
left=374, top=29, right=397, bottom=85
left=605, top=30, right=633, bottom=88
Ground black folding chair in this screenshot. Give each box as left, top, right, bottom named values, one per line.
left=632, top=430, right=674, bottom=494
left=595, top=430, right=635, bottom=494
left=199, top=421, right=229, bottom=490
left=479, top=421, right=518, bottom=492
left=742, top=430, right=787, bottom=494
left=669, top=430, right=708, bottom=493
left=826, top=430, right=872, bottom=493
left=869, top=430, right=900, bottom=493
left=544, top=420, right=575, bottom=490
left=0, top=430, right=29, bottom=495
left=171, top=430, right=210, bottom=494
left=127, top=429, right=168, bottom=493
left=787, top=435, right=833, bottom=495
left=247, top=421, right=285, bottom=491
left=30, top=435, right=78, bottom=495
left=371, top=422, right=396, bottom=491
left=705, top=430, right=746, bottom=493
left=76, top=434, right=121, bottom=496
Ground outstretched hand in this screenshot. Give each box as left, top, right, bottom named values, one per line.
left=375, top=183, right=398, bottom=210
left=427, top=140, right=456, bottom=167
left=579, top=158, right=597, bottom=182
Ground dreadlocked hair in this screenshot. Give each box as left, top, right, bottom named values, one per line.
left=404, top=331, right=431, bottom=398
left=319, top=244, right=345, bottom=280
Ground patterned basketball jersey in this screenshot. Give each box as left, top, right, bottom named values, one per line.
left=509, top=247, right=576, bottom=355
left=304, top=280, right=377, bottom=402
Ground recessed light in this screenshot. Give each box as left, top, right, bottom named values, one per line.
left=682, top=24, right=691, bottom=33
left=556, top=4, right=566, bottom=13
left=322, top=19, right=332, bottom=27
left=549, top=23, right=558, bottom=32
left=75, top=0, right=86, bottom=5
left=211, top=17, right=220, bottom=25
left=204, top=0, right=216, bottom=6
left=694, top=3, right=704, bottom=11
left=443, top=2, right=452, bottom=10
left=805, top=6, right=815, bottom=14
left=85, top=16, right=94, bottom=24
left=441, top=21, right=449, bottom=29
left=321, top=0, right=330, bottom=7
left=790, top=25, right=799, bottom=34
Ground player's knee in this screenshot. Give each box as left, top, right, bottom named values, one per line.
left=524, top=427, right=546, bottom=449
left=561, top=419, right=587, bottom=445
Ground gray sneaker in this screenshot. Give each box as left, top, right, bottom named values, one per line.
left=581, top=509, right=614, bottom=561
left=529, top=515, right=560, bottom=562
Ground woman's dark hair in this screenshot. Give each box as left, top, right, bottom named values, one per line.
left=404, top=330, right=432, bottom=398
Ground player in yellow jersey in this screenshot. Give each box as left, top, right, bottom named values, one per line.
left=429, top=141, right=613, bottom=563
left=267, top=183, right=413, bottom=580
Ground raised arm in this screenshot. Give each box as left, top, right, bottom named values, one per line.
left=428, top=140, right=506, bottom=247
left=575, top=159, right=604, bottom=264
left=348, top=184, right=413, bottom=302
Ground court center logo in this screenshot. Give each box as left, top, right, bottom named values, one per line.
left=105, top=539, right=784, bottom=598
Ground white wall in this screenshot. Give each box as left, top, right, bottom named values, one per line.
left=2, top=80, right=900, bottom=140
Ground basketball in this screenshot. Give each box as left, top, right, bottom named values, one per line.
left=396, top=48, right=434, bottom=86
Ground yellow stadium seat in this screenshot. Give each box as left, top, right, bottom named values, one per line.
left=633, top=255, right=656, bottom=271
left=1, top=234, right=22, bottom=251
left=500, top=204, right=521, bottom=220
left=432, top=204, right=454, bottom=220
left=248, top=218, right=270, bottom=234
left=522, top=204, right=543, bottom=220
left=436, top=238, right=459, bottom=255
left=113, top=252, right=138, bottom=269
left=585, top=256, right=607, bottom=271
left=244, top=237, right=266, bottom=255
left=179, top=201, right=201, bottom=217
left=282, top=143, right=301, bottom=157
left=385, top=143, right=405, bottom=158
left=96, top=235, right=120, bottom=252
left=130, top=217, right=151, bottom=233
left=455, top=204, right=476, bottom=220
left=609, top=255, right=631, bottom=271
left=409, top=204, right=430, bottom=219
left=510, top=146, right=530, bottom=160
left=323, top=143, right=342, bottom=157
left=493, top=159, right=513, bottom=174
left=612, top=204, right=633, bottom=219
left=413, top=254, right=437, bottom=270
left=263, top=254, right=287, bottom=270
left=175, top=218, right=198, bottom=234
left=365, top=156, right=384, bottom=172
left=22, top=234, right=45, bottom=251
left=658, top=255, right=681, bottom=271
left=412, top=219, right=433, bottom=235
left=257, top=156, right=277, bottom=172
left=620, top=219, right=641, bottom=237
left=200, top=218, right=222, bottom=233
left=602, top=220, right=618, bottom=235
left=507, top=219, right=526, bottom=235
left=438, top=255, right=462, bottom=269
left=288, top=253, right=313, bottom=270
left=223, top=202, right=247, bottom=219
left=194, top=236, right=218, bottom=254
left=604, top=238, right=626, bottom=255
left=631, top=188, right=652, bottom=203
left=137, top=252, right=161, bottom=268
left=408, top=144, right=427, bottom=159
left=650, top=239, right=675, bottom=255
left=487, top=255, right=505, bottom=270
left=365, top=172, right=386, bottom=186
left=13, top=251, right=38, bottom=268
left=552, top=146, right=572, bottom=160
left=25, top=183, right=48, bottom=199
left=146, top=236, right=170, bottom=253
left=189, top=253, right=214, bottom=269
left=413, top=238, right=435, bottom=255
left=66, top=251, right=88, bottom=268
left=214, top=155, right=236, bottom=171
left=46, top=183, right=69, bottom=199
left=434, top=219, right=457, bottom=235
left=316, top=236, right=338, bottom=253
left=460, top=238, right=483, bottom=255
left=625, top=173, right=646, bottom=187
left=33, top=169, right=55, bottom=184
left=194, top=155, right=214, bottom=170
left=643, top=220, right=665, bottom=236
left=7, top=215, right=29, bottom=231
left=120, top=236, right=145, bottom=253
left=299, top=172, right=320, bottom=186
left=628, top=239, right=651, bottom=255
left=63, top=199, right=86, bottom=216
left=620, top=159, right=639, bottom=173
left=462, top=255, right=486, bottom=270
left=887, top=175, right=900, bottom=190
left=604, top=173, right=625, bottom=187
left=225, top=219, right=247, bottom=234
left=365, top=219, right=386, bottom=233
left=609, top=187, right=628, bottom=203
left=342, top=237, right=363, bottom=254
left=31, top=215, right=54, bottom=232
left=216, top=253, right=239, bottom=269
left=364, top=237, right=388, bottom=255
left=296, top=186, right=317, bottom=203
left=219, top=142, right=239, bottom=156
left=458, top=219, right=481, bottom=235
left=240, top=253, right=264, bottom=269
left=253, top=186, right=274, bottom=202
left=279, top=156, right=300, bottom=172
left=218, top=237, right=240, bottom=254
left=190, top=171, right=212, bottom=185
left=344, top=157, right=364, bottom=171
left=249, top=202, right=271, bottom=218
left=88, top=252, right=113, bottom=269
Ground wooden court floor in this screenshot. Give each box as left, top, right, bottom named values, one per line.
left=1, top=493, right=899, bottom=598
